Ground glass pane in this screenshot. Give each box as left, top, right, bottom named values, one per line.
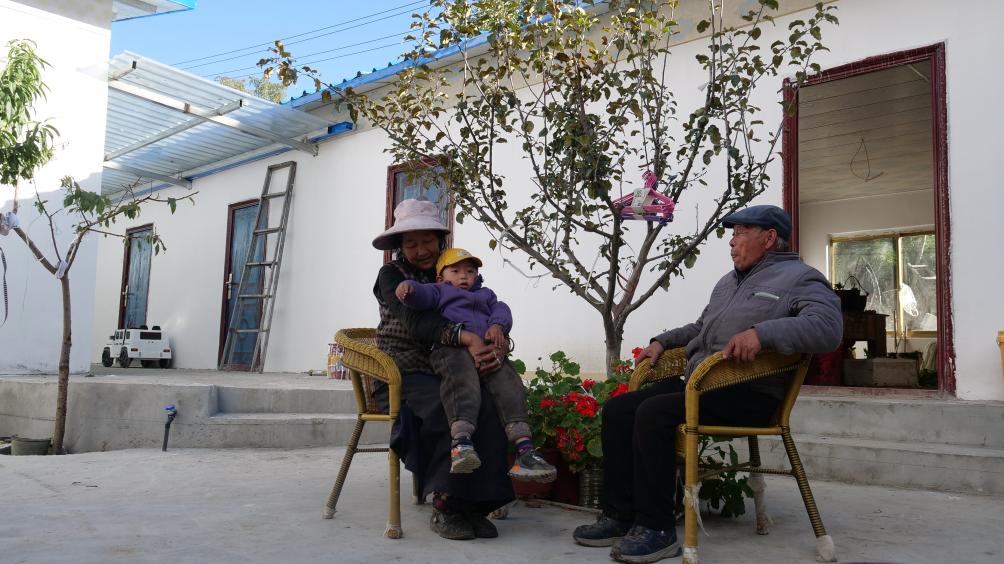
left=900, top=233, right=937, bottom=333
left=394, top=167, right=450, bottom=227
left=832, top=237, right=897, bottom=331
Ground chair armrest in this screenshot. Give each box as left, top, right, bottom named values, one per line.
left=683, top=350, right=810, bottom=431
left=335, top=328, right=403, bottom=417
left=335, top=328, right=402, bottom=389
left=629, top=347, right=687, bottom=391
left=685, top=350, right=804, bottom=394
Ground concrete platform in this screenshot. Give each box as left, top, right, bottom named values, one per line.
left=1, top=447, right=1001, bottom=563
left=3, top=368, right=1003, bottom=496
left=0, top=366, right=386, bottom=452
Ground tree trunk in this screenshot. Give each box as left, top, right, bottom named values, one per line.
left=603, top=316, right=623, bottom=374
left=52, top=274, right=71, bottom=454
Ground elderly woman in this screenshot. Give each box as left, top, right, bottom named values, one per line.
left=372, top=199, right=515, bottom=540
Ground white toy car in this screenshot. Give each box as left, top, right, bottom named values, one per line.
left=101, top=326, right=173, bottom=368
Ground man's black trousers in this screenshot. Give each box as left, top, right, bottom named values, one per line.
left=600, top=377, right=781, bottom=531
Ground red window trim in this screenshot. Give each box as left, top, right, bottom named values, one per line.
left=782, top=43, right=955, bottom=395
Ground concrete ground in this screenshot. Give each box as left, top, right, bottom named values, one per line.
left=2, top=448, right=1001, bottom=564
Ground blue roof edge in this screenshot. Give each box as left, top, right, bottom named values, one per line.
left=287, top=33, right=490, bottom=109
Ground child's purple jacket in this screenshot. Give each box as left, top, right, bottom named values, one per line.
left=400, top=276, right=513, bottom=338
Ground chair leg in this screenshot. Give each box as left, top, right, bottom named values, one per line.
left=412, top=473, right=425, bottom=505
left=323, top=418, right=365, bottom=519
left=682, top=429, right=701, bottom=564
left=385, top=447, right=403, bottom=539
left=747, top=437, right=770, bottom=535
left=781, top=430, right=835, bottom=562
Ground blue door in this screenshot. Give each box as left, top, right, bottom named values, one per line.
left=122, top=227, right=152, bottom=329
left=223, top=203, right=264, bottom=368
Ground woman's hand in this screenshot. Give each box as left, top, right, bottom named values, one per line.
left=484, top=324, right=508, bottom=357
left=460, top=330, right=502, bottom=374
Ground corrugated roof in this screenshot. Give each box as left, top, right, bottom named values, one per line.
left=102, top=52, right=333, bottom=195
left=112, top=0, right=196, bottom=22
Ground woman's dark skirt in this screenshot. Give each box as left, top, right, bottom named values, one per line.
left=388, top=371, right=515, bottom=515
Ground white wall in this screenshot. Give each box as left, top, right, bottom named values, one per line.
left=90, top=0, right=1004, bottom=400
left=0, top=0, right=110, bottom=374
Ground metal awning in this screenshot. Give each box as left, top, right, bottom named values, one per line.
left=102, top=52, right=334, bottom=195
left=112, top=0, right=196, bottom=22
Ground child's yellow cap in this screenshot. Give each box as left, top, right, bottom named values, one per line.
left=436, top=248, right=483, bottom=275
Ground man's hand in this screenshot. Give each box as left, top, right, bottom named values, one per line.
left=484, top=324, right=508, bottom=356
left=722, top=328, right=761, bottom=362
left=395, top=281, right=413, bottom=301
left=636, top=340, right=665, bottom=366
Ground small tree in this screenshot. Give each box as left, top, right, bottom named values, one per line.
left=264, top=0, right=837, bottom=369
left=1, top=40, right=194, bottom=453
left=215, top=75, right=287, bottom=103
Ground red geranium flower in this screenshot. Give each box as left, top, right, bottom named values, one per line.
left=610, top=383, right=629, bottom=398
left=632, top=347, right=644, bottom=359
left=581, top=379, right=596, bottom=390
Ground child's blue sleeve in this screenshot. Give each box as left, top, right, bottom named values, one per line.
left=400, top=281, right=441, bottom=311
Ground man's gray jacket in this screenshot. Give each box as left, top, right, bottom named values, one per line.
left=653, top=252, right=843, bottom=399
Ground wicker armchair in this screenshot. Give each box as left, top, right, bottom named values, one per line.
left=630, top=348, right=835, bottom=564
left=322, top=328, right=405, bottom=539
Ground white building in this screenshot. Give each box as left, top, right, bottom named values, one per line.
left=0, top=0, right=195, bottom=374
left=86, top=0, right=1003, bottom=402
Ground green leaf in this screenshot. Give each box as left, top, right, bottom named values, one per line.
left=696, top=20, right=710, bottom=33
left=488, top=239, right=498, bottom=250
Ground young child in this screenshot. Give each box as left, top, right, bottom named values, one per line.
left=396, top=248, right=556, bottom=483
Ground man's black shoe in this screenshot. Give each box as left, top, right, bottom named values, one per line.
left=610, top=524, right=681, bottom=563
left=430, top=508, right=475, bottom=540
left=572, top=514, right=632, bottom=547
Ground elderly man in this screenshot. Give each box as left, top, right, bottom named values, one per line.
left=573, top=205, right=842, bottom=563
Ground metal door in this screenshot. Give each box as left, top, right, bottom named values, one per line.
left=120, top=227, right=152, bottom=329
left=221, top=203, right=264, bottom=368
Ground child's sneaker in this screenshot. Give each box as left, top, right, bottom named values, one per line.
left=450, top=439, right=482, bottom=474
left=509, top=449, right=557, bottom=483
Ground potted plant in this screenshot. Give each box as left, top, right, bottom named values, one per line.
left=514, top=351, right=634, bottom=507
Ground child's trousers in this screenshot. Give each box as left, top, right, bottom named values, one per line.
left=431, top=347, right=529, bottom=436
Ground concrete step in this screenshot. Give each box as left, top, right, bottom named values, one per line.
left=215, top=386, right=358, bottom=415
left=198, top=413, right=389, bottom=449
left=750, top=433, right=1004, bottom=496
left=792, top=394, right=1004, bottom=449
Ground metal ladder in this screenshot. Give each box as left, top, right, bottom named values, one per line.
left=219, top=161, right=297, bottom=372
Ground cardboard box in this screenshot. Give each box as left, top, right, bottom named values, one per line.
left=842, top=358, right=918, bottom=387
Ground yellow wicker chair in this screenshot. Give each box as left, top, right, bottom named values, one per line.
left=629, top=348, right=835, bottom=564
left=322, top=328, right=405, bottom=538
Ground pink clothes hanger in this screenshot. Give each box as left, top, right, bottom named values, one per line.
left=612, top=170, right=676, bottom=225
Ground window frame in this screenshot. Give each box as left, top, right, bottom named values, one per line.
left=829, top=228, right=937, bottom=339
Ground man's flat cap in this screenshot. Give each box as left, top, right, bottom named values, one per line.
left=721, top=204, right=792, bottom=241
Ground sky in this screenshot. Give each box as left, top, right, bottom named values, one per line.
left=109, top=0, right=430, bottom=100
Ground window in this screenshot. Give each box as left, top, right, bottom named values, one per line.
left=384, top=163, right=453, bottom=260
left=830, top=230, right=937, bottom=336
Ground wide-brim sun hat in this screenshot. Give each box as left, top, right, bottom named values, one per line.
left=372, top=199, right=451, bottom=250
